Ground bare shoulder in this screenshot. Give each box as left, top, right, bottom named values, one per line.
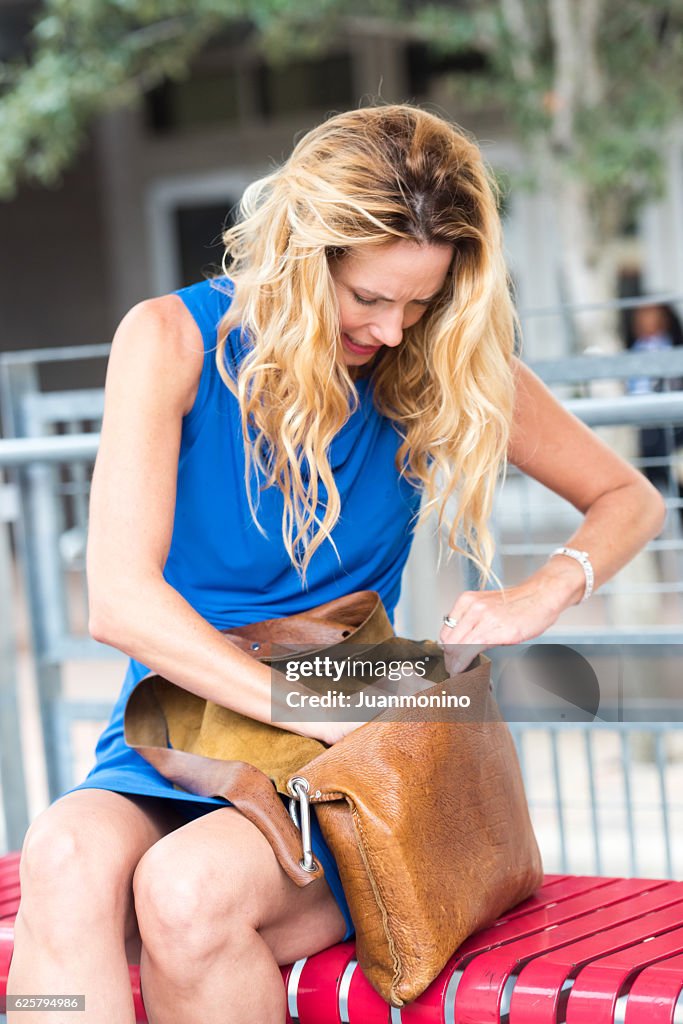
left=88, top=294, right=207, bottom=602
left=107, top=293, right=205, bottom=418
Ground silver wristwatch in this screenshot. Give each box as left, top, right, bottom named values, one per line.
left=549, top=547, right=595, bottom=603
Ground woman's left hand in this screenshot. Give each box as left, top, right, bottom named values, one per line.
left=438, top=577, right=573, bottom=675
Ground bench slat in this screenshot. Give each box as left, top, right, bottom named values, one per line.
left=494, top=875, right=618, bottom=921
left=454, top=878, right=642, bottom=959
left=624, top=951, right=683, bottom=1024
left=453, top=883, right=682, bottom=1024
left=565, top=924, right=683, bottom=1024
left=510, top=899, right=683, bottom=1023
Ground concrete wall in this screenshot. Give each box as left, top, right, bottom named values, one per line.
left=0, top=125, right=111, bottom=390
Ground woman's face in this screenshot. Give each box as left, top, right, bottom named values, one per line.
left=633, top=304, right=669, bottom=339
left=330, top=239, right=454, bottom=368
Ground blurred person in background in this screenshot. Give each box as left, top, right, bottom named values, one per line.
left=624, top=301, right=683, bottom=520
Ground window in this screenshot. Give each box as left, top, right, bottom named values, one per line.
left=144, top=49, right=354, bottom=134
left=405, top=42, right=488, bottom=99
left=174, top=202, right=237, bottom=286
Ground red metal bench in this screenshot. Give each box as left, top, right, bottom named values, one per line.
left=3, top=850, right=683, bottom=1022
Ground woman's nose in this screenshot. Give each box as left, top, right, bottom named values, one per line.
left=369, top=310, right=404, bottom=348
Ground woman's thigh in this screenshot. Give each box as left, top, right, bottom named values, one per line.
left=133, top=805, right=347, bottom=967
left=17, top=789, right=188, bottom=960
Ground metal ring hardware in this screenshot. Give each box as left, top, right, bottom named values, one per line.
left=287, top=775, right=318, bottom=873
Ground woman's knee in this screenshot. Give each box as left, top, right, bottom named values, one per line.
left=15, top=822, right=118, bottom=958
left=18, top=792, right=166, bottom=927
left=22, top=814, right=114, bottom=904
left=133, top=831, right=269, bottom=962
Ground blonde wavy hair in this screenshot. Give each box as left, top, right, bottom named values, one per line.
left=215, top=103, right=518, bottom=587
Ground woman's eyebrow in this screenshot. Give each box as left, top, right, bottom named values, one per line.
left=353, top=286, right=441, bottom=303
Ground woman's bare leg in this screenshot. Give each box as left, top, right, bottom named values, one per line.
left=7, top=789, right=187, bottom=1024
left=133, top=806, right=348, bottom=1024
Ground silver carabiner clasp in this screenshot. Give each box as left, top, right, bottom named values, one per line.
left=287, top=775, right=317, bottom=873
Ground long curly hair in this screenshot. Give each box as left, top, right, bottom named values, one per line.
left=215, top=103, right=518, bottom=586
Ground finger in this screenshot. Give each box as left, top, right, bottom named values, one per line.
left=440, top=607, right=483, bottom=646
left=443, top=643, right=486, bottom=675
left=439, top=614, right=470, bottom=645
left=439, top=593, right=478, bottom=644
left=439, top=616, right=459, bottom=644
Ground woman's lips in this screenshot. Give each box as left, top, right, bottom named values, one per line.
left=342, top=333, right=382, bottom=356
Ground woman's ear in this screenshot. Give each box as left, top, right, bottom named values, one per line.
left=325, top=246, right=348, bottom=264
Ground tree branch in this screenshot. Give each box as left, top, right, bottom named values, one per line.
left=499, top=0, right=536, bottom=84
left=578, top=0, right=605, bottom=108
left=548, top=0, right=579, bottom=151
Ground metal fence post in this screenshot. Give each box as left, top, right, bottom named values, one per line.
left=0, top=478, right=29, bottom=852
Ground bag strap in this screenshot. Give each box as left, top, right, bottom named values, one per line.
left=141, top=746, right=319, bottom=885
left=125, top=590, right=393, bottom=886
left=125, top=665, right=324, bottom=886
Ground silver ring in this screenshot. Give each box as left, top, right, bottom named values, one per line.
left=443, top=615, right=458, bottom=628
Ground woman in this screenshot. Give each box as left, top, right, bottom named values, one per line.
left=8, top=104, right=664, bottom=1023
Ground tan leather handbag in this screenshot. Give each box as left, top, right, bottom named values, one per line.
left=123, top=591, right=543, bottom=1007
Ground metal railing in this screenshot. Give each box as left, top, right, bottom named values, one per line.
left=0, top=346, right=109, bottom=850
left=511, top=718, right=683, bottom=879
left=0, top=432, right=115, bottom=850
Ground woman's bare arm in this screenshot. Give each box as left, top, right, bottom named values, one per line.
left=505, top=358, right=666, bottom=607
left=439, top=357, right=667, bottom=656
left=87, top=296, right=339, bottom=740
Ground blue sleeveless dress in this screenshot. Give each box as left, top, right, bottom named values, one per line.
left=64, top=275, right=423, bottom=941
